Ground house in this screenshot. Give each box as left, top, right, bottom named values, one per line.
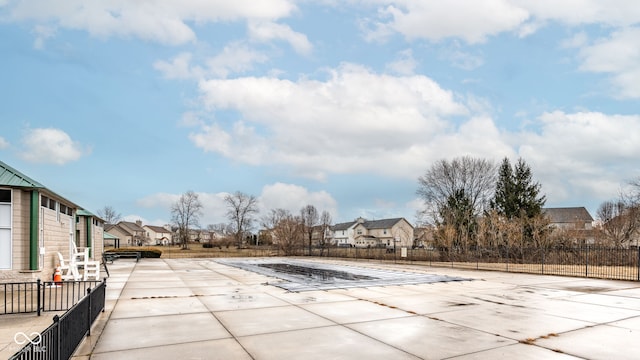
left=143, top=225, right=173, bottom=246
left=105, top=220, right=149, bottom=246
left=544, top=207, right=595, bottom=244
left=0, top=160, right=99, bottom=281
left=330, top=217, right=415, bottom=248
left=330, top=221, right=358, bottom=246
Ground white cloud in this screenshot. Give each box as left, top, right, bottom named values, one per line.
left=577, top=27, right=640, bottom=99
left=153, top=52, right=204, bottom=80
left=137, top=184, right=337, bottom=227
left=517, top=111, right=640, bottom=204
left=363, top=0, right=530, bottom=44
left=440, top=41, right=484, bottom=70
left=561, top=31, right=588, bottom=49
left=386, top=49, right=417, bottom=75
left=359, top=1, right=640, bottom=43
left=518, top=0, right=640, bottom=27
left=19, top=128, right=87, bottom=165
left=137, top=191, right=229, bottom=227
left=6, top=0, right=298, bottom=45
left=154, top=44, right=269, bottom=80
left=258, top=183, right=338, bottom=217
left=205, top=43, right=269, bottom=78
left=0, top=136, right=9, bottom=149
left=32, top=24, right=55, bottom=49
left=248, top=21, right=313, bottom=55
left=191, top=63, right=478, bottom=180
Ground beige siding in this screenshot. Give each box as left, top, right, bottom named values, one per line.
left=92, top=219, right=104, bottom=259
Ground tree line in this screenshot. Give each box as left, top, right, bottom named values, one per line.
left=98, top=155, right=640, bottom=252
left=417, top=156, right=640, bottom=251
left=167, top=191, right=332, bottom=253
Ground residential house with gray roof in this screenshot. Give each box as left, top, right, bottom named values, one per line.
left=544, top=207, right=595, bottom=244
left=330, top=217, right=414, bottom=248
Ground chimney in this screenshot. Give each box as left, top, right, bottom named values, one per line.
left=136, top=220, right=142, bottom=226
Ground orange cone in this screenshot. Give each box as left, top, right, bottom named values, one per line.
left=53, top=265, right=63, bottom=285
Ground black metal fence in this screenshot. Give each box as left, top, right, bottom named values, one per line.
left=9, top=279, right=106, bottom=360
left=1, top=279, right=102, bottom=316
left=312, top=245, right=640, bottom=281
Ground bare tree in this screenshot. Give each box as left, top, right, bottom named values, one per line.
left=318, top=210, right=332, bottom=255
left=300, top=205, right=319, bottom=256
left=627, top=177, right=640, bottom=204
left=96, top=205, right=121, bottom=224
left=262, top=208, right=303, bottom=255
left=224, top=191, right=259, bottom=248
left=417, top=156, right=497, bottom=224
left=597, top=200, right=640, bottom=248
left=171, top=191, right=203, bottom=250
left=417, top=156, right=497, bottom=250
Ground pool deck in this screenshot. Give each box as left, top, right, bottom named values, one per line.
left=5, top=257, right=640, bottom=359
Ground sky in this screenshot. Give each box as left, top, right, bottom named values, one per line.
left=1, top=1, right=639, bottom=228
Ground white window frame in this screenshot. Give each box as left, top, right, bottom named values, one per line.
left=0, top=188, right=13, bottom=270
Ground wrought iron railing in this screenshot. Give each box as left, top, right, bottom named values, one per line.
left=317, top=245, right=640, bottom=281
left=1, top=279, right=101, bottom=316
left=9, top=279, right=106, bottom=360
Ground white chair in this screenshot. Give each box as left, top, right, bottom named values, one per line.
left=83, top=260, right=100, bottom=280
left=70, top=241, right=100, bottom=280
left=57, top=252, right=81, bottom=281
left=70, top=240, right=88, bottom=264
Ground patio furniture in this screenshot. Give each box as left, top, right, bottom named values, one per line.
left=57, top=252, right=81, bottom=281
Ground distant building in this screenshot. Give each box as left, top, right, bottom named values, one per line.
left=143, top=224, right=173, bottom=246
left=105, top=220, right=149, bottom=246
left=544, top=207, right=595, bottom=244
left=329, top=217, right=414, bottom=248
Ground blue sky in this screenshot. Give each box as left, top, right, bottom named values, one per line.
left=1, top=1, right=639, bottom=227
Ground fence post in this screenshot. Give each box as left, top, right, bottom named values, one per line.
left=541, top=251, right=545, bottom=275
left=37, top=278, right=41, bottom=316
left=103, top=278, right=107, bottom=312
left=637, top=247, right=640, bottom=282
left=54, top=314, right=61, bottom=360
left=585, top=245, right=589, bottom=278
left=87, top=287, right=92, bottom=336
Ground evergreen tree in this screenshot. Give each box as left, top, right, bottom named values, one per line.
left=491, top=157, right=545, bottom=220
left=492, top=158, right=517, bottom=219
left=513, top=158, right=546, bottom=218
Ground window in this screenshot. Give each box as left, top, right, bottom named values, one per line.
left=41, top=195, right=49, bottom=208
left=0, top=189, right=10, bottom=203
left=60, top=204, right=73, bottom=216
left=0, top=189, right=12, bottom=269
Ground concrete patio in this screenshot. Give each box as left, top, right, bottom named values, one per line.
left=65, top=258, right=640, bottom=359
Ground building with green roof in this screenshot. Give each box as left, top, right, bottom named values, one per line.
left=0, top=160, right=104, bottom=281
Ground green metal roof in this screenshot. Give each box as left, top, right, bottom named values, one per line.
left=0, top=160, right=45, bottom=188
left=77, top=209, right=95, bottom=216
left=0, top=160, right=81, bottom=209
left=77, top=209, right=106, bottom=223
left=103, top=232, right=119, bottom=239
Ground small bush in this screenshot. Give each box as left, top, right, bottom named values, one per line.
left=105, top=247, right=162, bottom=258
left=202, top=243, right=213, bottom=248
